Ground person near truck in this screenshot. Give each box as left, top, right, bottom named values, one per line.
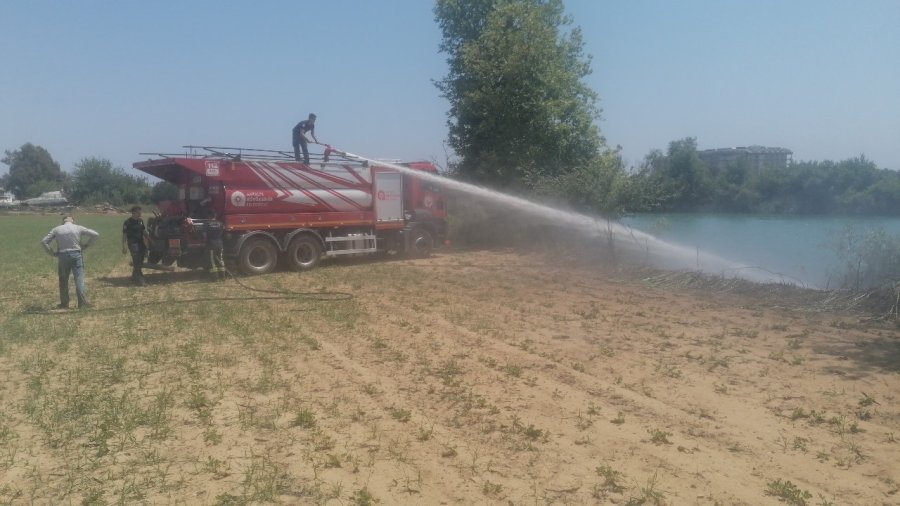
left=292, top=113, right=318, bottom=164
left=41, top=215, right=100, bottom=309
left=204, top=209, right=226, bottom=281
left=122, top=205, right=151, bottom=286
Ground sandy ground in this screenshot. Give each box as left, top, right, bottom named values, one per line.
left=2, top=248, right=899, bottom=505
left=280, top=249, right=900, bottom=505
left=214, top=249, right=900, bottom=505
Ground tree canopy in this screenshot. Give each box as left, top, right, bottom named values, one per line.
left=630, top=141, right=900, bottom=215
left=1, top=143, right=65, bottom=199
left=434, top=0, right=606, bottom=190
left=66, top=157, right=150, bottom=206
left=637, top=138, right=713, bottom=212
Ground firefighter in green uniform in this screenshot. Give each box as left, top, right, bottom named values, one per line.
left=205, top=209, right=226, bottom=281
left=122, top=206, right=150, bottom=286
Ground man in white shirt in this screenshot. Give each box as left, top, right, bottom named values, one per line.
left=41, top=216, right=100, bottom=309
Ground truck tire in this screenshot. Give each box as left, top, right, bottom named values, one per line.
left=287, top=234, right=322, bottom=271
left=407, top=228, right=434, bottom=258
left=238, top=237, right=278, bottom=275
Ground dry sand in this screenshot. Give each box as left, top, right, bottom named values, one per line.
left=210, top=250, right=900, bottom=504
left=2, top=248, right=899, bottom=505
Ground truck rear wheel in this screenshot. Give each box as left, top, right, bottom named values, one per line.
left=239, top=237, right=278, bottom=275
left=287, top=234, right=322, bottom=271
left=407, top=228, right=434, bottom=258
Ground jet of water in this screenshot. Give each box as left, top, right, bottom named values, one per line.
left=335, top=148, right=788, bottom=285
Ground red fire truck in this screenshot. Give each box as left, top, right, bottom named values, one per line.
left=133, top=146, right=447, bottom=275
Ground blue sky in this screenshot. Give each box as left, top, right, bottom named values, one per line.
left=2, top=0, right=898, bottom=179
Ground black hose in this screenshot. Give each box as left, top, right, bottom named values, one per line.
left=220, top=267, right=354, bottom=301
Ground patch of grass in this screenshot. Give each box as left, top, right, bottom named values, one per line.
left=416, top=425, right=433, bottom=441
left=789, top=407, right=809, bottom=420
left=648, top=429, right=673, bottom=445
left=389, top=406, right=412, bottom=423
left=765, top=479, right=812, bottom=505
left=299, top=334, right=321, bottom=350
left=435, top=359, right=464, bottom=386
left=858, top=392, right=878, bottom=407
left=626, top=471, right=665, bottom=505
left=655, top=358, right=682, bottom=378
left=291, top=408, right=317, bottom=429
left=482, top=480, right=503, bottom=496
left=204, top=427, right=223, bottom=445
left=351, top=487, right=377, bottom=505
left=595, top=464, right=625, bottom=493
left=204, top=456, right=230, bottom=479
left=240, top=455, right=293, bottom=503
left=522, top=424, right=544, bottom=441
left=575, top=411, right=594, bottom=430
left=502, top=363, right=523, bottom=377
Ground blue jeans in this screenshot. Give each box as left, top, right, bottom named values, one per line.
left=58, top=250, right=88, bottom=307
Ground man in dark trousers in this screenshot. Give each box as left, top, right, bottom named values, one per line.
left=292, top=113, right=318, bottom=164
left=41, top=215, right=100, bottom=309
left=122, top=206, right=151, bottom=286
left=205, top=209, right=226, bottom=281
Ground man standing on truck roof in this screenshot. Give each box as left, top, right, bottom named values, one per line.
left=292, top=113, right=318, bottom=164
left=41, top=216, right=99, bottom=309
left=122, top=206, right=150, bottom=286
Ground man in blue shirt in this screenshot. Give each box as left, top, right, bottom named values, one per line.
left=292, top=113, right=318, bottom=164
left=41, top=216, right=100, bottom=309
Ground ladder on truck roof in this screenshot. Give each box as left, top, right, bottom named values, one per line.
left=138, top=145, right=368, bottom=167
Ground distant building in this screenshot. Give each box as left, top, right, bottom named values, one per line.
left=22, top=190, right=67, bottom=206
left=0, top=189, right=17, bottom=207
left=699, top=145, right=792, bottom=172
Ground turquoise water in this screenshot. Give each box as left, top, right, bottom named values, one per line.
left=620, top=214, right=900, bottom=289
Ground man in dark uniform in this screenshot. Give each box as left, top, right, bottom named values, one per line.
left=122, top=206, right=150, bottom=286
left=205, top=209, right=226, bottom=281
left=292, top=113, right=318, bottom=164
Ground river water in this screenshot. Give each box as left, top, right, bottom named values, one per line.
left=620, top=214, right=900, bottom=289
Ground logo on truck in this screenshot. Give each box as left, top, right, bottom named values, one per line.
left=377, top=190, right=400, bottom=201
left=230, top=190, right=274, bottom=207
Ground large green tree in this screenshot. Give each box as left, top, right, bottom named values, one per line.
left=149, top=180, right=179, bottom=203
left=67, top=157, right=150, bottom=206
left=1, top=143, right=65, bottom=198
left=435, top=0, right=605, bottom=189
left=639, top=138, right=712, bottom=211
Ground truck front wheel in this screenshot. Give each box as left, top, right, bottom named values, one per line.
left=239, top=238, right=278, bottom=275
left=287, top=234, right=322, bottom=271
